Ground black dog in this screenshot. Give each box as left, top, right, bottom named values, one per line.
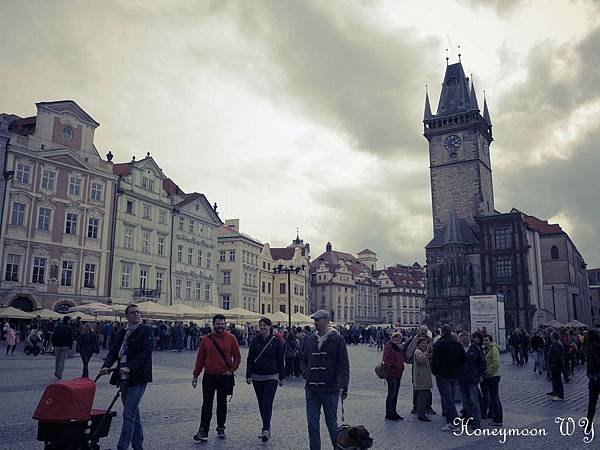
left=335, top=424, right=373, bottom=449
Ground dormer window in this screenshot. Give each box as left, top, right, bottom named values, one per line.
left=446, top=77, right=457, bottom=86
left=63, top=126, right=73, bottom=142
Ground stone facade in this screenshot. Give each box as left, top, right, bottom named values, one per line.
left=588, top=269, right=600, bottom=328
left=375, top=264, right=426, bottom=326
left=0, top=101, right=117, bottom=311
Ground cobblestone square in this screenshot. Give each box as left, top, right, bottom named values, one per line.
left=0, top=343, right=595, bottom=449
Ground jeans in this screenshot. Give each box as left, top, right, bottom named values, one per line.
left=551, top=366, right=564, bottom=399
left=285, top=357, right=295, bottom=377
left=385, top=377, right=401, bottom=417
left=117, top=381, right=147, bottom=450
left=54, top=346, right=70, bottom=378
left=415, top=389, right=432, bottom=417
left=533, top=350, right=544, bottom=372
left=80, top=353, right=92, bottom=378
left=306, top=389, right=339, bottom=450
left=459, top=382, right=482, bottom=427
left=587, top=378, right=600, bottom=424
left=199, top=374, right=229, bottom=432
left=6, top=344, right=16, bottom=354
left=252, top=380, right=278, bottom=431
left=481, top=376, right=503, bottom=423
left=436, top=377, right=458, bottom=424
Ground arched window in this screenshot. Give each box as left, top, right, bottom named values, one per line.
left=505, top=289, right=514, bottom=307
left=551, top=245, right=559, bottom=260
left=450, top=260, right=456, bottom=286
left=468, top=265, right=475, bottom=287
left=438, top=267, right=446, bottom=291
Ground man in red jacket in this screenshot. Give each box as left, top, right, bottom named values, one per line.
left=192, top=314, right=241, bottom=442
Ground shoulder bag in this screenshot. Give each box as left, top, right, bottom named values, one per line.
left=209, top=335, right=236, bottom=396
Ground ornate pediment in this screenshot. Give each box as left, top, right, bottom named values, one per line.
left=45, top=154, right=88, bottom=170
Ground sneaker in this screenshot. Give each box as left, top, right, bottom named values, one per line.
left=385, top=415, right=400, bottom=421
left=546, top=392, right=555, bottom=396
left=216, top=427, right=226, bottom=439
left=193, top=430, right=208, bottom=442
left=552, top=396, right=564, bottom=401
left=261, top=430, right=270, bottom=442
left=441, top=424, right=457, bottom=432
left=417, top=415, right=431, bottom=422
left=427, top=409, right=437, bottom=415
left=394, top=414, right=405, bottom=421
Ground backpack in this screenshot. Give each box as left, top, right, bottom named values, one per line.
left=402, top=337, right=415, bottom=364
left=374, top=361, right=389, bottom=379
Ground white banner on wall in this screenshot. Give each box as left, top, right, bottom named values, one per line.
left=469, top=295, right=499, bottom=343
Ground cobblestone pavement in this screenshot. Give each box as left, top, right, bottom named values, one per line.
left=0, top=342, right=596, bottom=449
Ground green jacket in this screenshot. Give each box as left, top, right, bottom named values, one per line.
left=484, top=343, right=500, bottom=378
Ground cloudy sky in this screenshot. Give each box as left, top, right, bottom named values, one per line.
left=2, top=0, right=599, bottom=268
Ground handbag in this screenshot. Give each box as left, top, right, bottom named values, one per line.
left=375, top=361, right=389, bottom=379
left=209, top=335, right=236, bottom=396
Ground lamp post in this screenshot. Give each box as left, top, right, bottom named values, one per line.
left=274, top=263, right=305, bottom=330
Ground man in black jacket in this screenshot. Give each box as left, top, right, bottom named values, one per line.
left=458, top=331, right=486, bottom=429
left=300, top=310, right=349, bottom=450
left=431, top=324, right=466, bottom=432
left=100, top=304, right=153, bottom=450
left=51, top=316, right=73, bottom=380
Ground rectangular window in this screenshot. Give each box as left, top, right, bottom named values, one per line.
left=61, top=261, right=74, bottom=286
left=142, top=231, right=150, bottom=253
left=206, top=252, right=211, bottom=269
left=5, top=254, right=20, bottom=282
left=32, top=257, right=46, bottom=284
left=156, top=271, right=164, bottom=293
left=84, top=263, right=96, bottom=288
left=294, top=284, right=299, bottom=295
left=158, top=236, right=165, bottom=256
left=280, top=283, right=286, bottom=294
left=494, top=257, right=513, bottom=278
left=262, top=281, right=265, bottom=293
left=188, top=219, right=194, bottom=234
left=159, top=210, right=167, bottom=224
left=222, top=295, right=230, bottom=310
left=280, top=304, right=286, bottom=313
left=223, top=271, right=231, bottom=285
left=177, top=245, right=183, bottom=263
left=41, top=169, right=55, bottom=190
left=196, top=282, right=202, bottom=300
left=90, top=182, right=103, bottom=201
left=268, top=282, right=271, bottom=294
left=143, top=204, right=152, bottom=220
left=205, top=284, right=210, bottom=302
left=69, top=177, right=81, bottom=196
left=175, top=279, right=182, bottom=298
left=494, top=227, right=511, bottom=249
left=15, top=163, right=31, bottom=184
left=197, top=249, right=202, bottom=266
left=121, top=264, right=132, bottom=288
left=186, top=280, right=192, bottom=299
left=87, top=217, right=99, bottom=239
left=65, top=213, right=78, bottom=235
left=229, top=250, right=236, bottom=262
left=124, top=227, right=134, bottom=249
left=187, top=247, right=193, bottom=265
left=141, top=177, right=154, bottom=192
left=220, top=251, right=226, bottom=262
left=139, top=269, right=148, bottom=289
left=178, top=217, right=184, bottom=231
left=37, top=207, right=52, bottom=231
left=126, top=200, right=134, bottom=214
left=10, top=202, right=26, bottom=226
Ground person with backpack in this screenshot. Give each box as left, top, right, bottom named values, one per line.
left=246, top=317, right=285, bottom=443
left=192, top=314, right=241, bottom=442
left=382, top=332, right=405, bottom=421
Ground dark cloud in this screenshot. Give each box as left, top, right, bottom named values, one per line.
left=198, top=0, right=442, bottom=159
left=459, top=0, right=528, bottom=16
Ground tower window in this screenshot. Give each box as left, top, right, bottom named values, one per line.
left=551, top=245, right=559, bottom=260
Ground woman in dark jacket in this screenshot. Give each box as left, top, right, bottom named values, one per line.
left=382, top=332, right=405, bottom=421
left=585, top=329, right=600, bottom=430
left=76, top=323, right=99, bottom=378
left=246, top=317, right=285, bottom=442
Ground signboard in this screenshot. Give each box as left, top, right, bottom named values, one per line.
left=496, top=293, right=506, bottom=350
left=469, top=295, right=498, bottom=340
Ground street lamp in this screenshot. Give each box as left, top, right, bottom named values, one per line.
left=274, top=263, right=306, bottom=330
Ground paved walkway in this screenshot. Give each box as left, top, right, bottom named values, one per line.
left=0, top=343, right=596, bottom=449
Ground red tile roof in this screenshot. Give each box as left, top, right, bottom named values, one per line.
left=270, top=248, right=295, bottom=261
left=311, top=249, right=371, bottom=275
left=8, top=116, right=36, bottom=136
left=163, top=178, right=185, bottom=196
left=382, top=265, right=426, bottom=288
left=523, top=215, right=563, bottom=235
left=357, top=249, right=376, bottom=255
left=113, top=163, right=130, bottom=176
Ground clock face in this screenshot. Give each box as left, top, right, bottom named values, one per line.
left=444, top=134, right=461, bottom=153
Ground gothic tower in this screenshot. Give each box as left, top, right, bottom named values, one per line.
left=423, top=60, right=495, bottom=330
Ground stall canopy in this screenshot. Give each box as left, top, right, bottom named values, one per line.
left=224, top=307, right=262, bottom=320
left=69, top=302, right=111, bottom=314
left=565, top=319, right=588, bottom=328
left=292, top=312, right=313, bottom=324
left=170, top=303, right=205, bottom=318
left=543, top=319, right=564, bottom=328
left=0, top=307, right=35, bottom=319
left=195, top=305, right=228, bottom=318
left=135, top=301, right=180, bottom=319
left=33, top=309, right=63, bottom=320
left=267, top=311, right=291, bottom=324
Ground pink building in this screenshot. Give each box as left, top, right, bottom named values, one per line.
left=0, top=101, right=117, bottom=312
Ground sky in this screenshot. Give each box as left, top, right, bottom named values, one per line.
left=1, top=0, right=599, bottom=268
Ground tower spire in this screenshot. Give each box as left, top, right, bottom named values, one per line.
left=483, top=91, right=492, bottom=125
left=424, top=85, right=433, bottom=121
left=469, top=76, right=479, bottom=111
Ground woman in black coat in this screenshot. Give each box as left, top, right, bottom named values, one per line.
left=77, top=323, right=99, bottom=378
left=246, top=317, right=285, bottom=443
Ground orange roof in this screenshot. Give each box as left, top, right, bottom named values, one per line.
left=523, top=215, right=563, bottom=235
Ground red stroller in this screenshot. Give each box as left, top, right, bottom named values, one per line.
left=33, top=371, right=120, bottom=450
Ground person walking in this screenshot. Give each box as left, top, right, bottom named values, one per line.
left=383, top=332, right=405, bottom=421
left=283, top=331, right=300, bottom=379
left=99, top=304, right=154, bottom=450
left=51, top=316, right=74, bottom=380
left=413, top=337, right=433, bottom=422
left=192, top=314, right=241, bottom=442
left=77, top=323, right=99, bottom=378
left=245, top=317, right=285, bottom=442
left=458, top=331, right=486, bottom=429
left=481, top=334, right=503, bottom=426
left=431, top=324, right=466, bottom=432
left=300, top=310, right=349, bottom=450
left=531, top=330, right=545, bottom=375
left=547, top=332, right=565, bottom=401
left=5, top=323, right=17, bottom=355
left=584, top=329, right=600, bottom=431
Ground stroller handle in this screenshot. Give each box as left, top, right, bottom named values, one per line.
left=94, top=368, right=116, bottom=383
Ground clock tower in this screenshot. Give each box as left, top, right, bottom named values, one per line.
left=424, top=61, right=494, bottom=233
